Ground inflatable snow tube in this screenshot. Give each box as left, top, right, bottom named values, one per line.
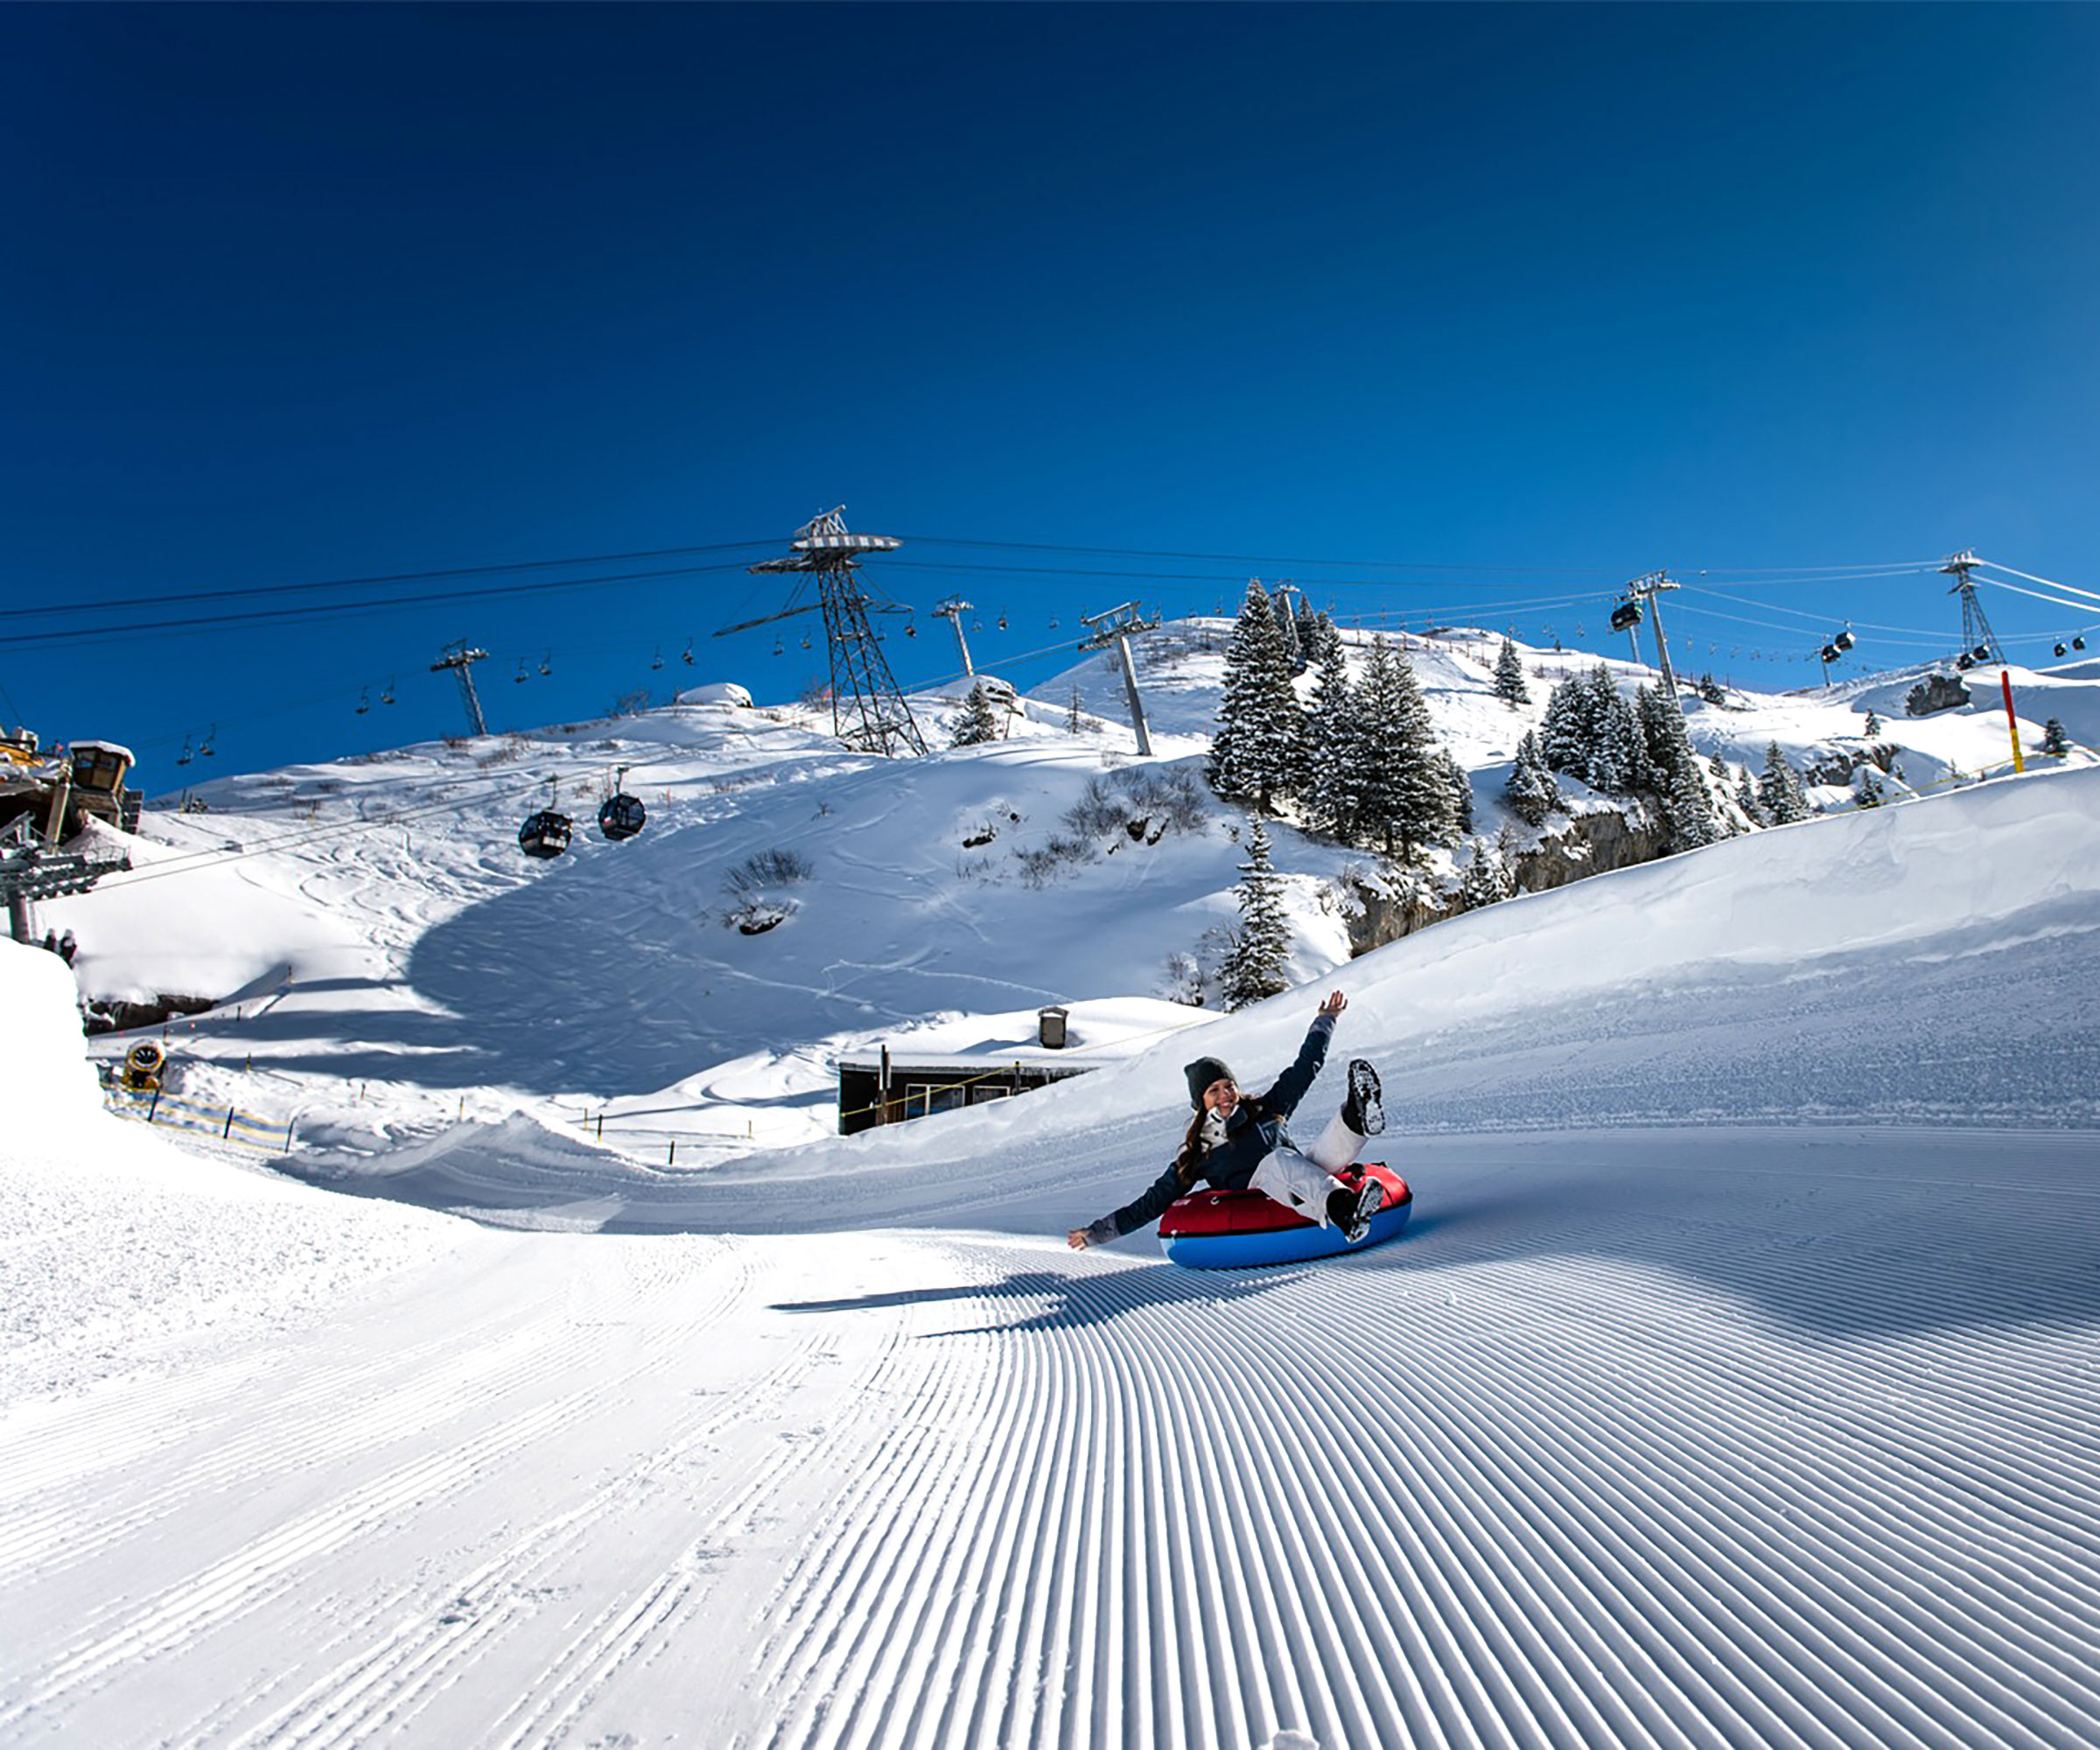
left=1158, top=1162, right=1412, bottom=1269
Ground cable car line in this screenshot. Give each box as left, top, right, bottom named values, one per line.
left=0, top=539, right=780, bottom=624
left=0, top=559, right=760, bottom=650
left=1973, top=558, right=2100, bottom=607
left=1976, top=575, right=2100, bottom=619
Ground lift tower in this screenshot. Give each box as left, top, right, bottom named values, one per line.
left=1620, top=572, right=1683, bottom=696
left=744, top=508, right=928, bottom=758
left=430, top=641, right=490, bottom=737
left=1942, top=550, right=2006, bottom=667
left=931, top=598, right=976, bottom=677
left=1078, top=602, right=1161, bottom=756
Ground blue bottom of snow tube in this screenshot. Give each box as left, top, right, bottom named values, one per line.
left=1159, top=1188, right=1413, bottom=1270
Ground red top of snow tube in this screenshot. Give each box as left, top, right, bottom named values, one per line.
left=1158, top=1161, right=1412, bottom=1268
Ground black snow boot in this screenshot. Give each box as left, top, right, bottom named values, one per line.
left=1340, top=1059, right=1384, bottom=1138
left=1341, top=1176, right=1386, bottom=1244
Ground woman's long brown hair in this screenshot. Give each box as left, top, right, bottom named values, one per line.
left=1174, top=1096, right=1269, bottom=1186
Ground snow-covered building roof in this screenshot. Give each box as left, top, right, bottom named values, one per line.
left=834, top=997, right=1213, bottom=1074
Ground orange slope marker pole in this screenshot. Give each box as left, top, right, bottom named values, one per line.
left=2001, top=668, right=2026, bottom=774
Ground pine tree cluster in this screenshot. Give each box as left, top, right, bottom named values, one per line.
left=1210, top=587, right=1466, bottom=864
left=1502, top=731, right=1562, bottom=827
left=1536, top=665, right=1722, bottom=851
left=1755, top=741, right=1814, bottom=824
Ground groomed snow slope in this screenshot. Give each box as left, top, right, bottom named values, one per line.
left=4, top=766, right=2098, bottom=1748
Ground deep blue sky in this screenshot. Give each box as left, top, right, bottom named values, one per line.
left=6, top=3, right=2097, bottom=781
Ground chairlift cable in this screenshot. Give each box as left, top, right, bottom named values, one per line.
left=0, top=559, right=761, bottom=650
left=0, top=540, right=780, bottom=624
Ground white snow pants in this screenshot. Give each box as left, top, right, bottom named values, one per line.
left=1248, top=1111, right=1368, bottom=1228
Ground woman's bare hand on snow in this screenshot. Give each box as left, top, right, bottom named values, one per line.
left=1318, top=990, right=1348, bottom=1018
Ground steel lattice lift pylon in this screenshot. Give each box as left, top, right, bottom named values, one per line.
left=735, top=508, right=928, bottom=758
left=430, top=640, right=490, bottom=737
left=1941, top=550, right=2006, bottom=668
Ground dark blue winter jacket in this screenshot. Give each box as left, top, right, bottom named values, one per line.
left=1102, top=1012, right=1335, bottom=1237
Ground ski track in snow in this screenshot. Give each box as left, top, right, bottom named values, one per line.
left=10, top=1129, right=2095, bottom=1748
left=732, top=1180, right=2100, bottom=1750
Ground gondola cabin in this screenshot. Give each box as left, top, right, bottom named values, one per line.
left=519, top=809, right=573, bottom=858
left=598, top=793, right=647, bottom=842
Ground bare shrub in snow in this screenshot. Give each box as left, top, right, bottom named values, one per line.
left=724, top=848, right=813, bottom=895
left=1016, top=836, right=1096, bottom=890
left=1061, top=766, right=1211, bottom=844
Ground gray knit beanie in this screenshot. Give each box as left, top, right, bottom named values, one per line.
left=1184, top=1056, right=1236, bottom=1110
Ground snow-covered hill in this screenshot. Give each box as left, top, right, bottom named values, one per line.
left=4, top=633, right=2097, bottom=1748
left=38, top=626, right=2092, bottom=1168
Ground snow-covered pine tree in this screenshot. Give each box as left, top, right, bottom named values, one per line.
left=1221, top=818, right=1292, bottom=1011
left=1208, top=582, right=1306, bottom=815
left=1539, top=673, right=1596, bottom=780
left=1735, top=768, right=1767, bottom=827
left=948, top=682, right=1002, bottom=747
left=1706, top=756, right=1746, bottom=838
left=1459, top=836, right=1514, bottom=909
left=1637, top=685, right=1719, bottom=851
left=1757, top=741, right=1813, bottom=824
left=1594, top=667, right=1648, bottom=795
left=1864, top=710, right=1883, bottom=736
left=2042, top=718, right=2071, bottom=757
left=1492, top=637, right=1531, bottom=708
left=1304, top=624, right=1360, bottom=841
left=1855, top=766, right=1885, bottom=808
left=1502, top=731, right=1563, bottom=826
left=1350, top=640, right=1455, bottom=861
left=1440, top=748, right=1474, bottom=836
left=1294, top=596, right=1322, bottom=665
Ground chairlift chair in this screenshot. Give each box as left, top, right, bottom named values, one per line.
left=1609, top=600, right=1643, bottom=634
left=2056, top=642, right=2068, bottom=658
left=356, top=689, right=370, bottom=715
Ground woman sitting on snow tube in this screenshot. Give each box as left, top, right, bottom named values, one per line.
left=1066, top=990, right=1387, bottom=1252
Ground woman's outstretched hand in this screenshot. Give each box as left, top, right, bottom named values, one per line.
left=1318, top=990, right=1348, bottom=1018
left=1067, top=1228, right=1092, bottom=1250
